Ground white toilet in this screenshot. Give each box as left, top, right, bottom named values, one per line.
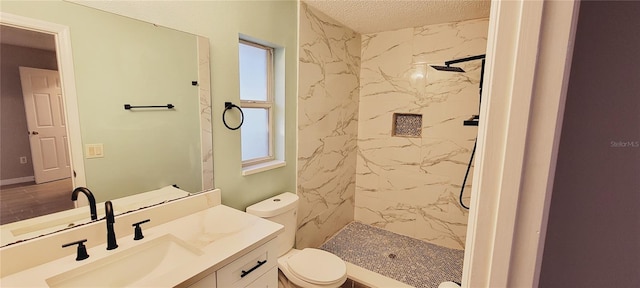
left=246, top=192, right=347, bottom=288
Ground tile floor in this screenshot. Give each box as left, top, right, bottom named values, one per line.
left=0, top=178, right=73, bottom=225
left=321, top=221, right=464, bottom=288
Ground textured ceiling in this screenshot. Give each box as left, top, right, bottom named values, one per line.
left=304, top=0, right=491, bottom=34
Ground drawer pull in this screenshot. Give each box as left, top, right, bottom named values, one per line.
left=241, top=260, right=267, bottom=278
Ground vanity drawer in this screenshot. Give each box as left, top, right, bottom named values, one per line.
left=217, top=239, right=277, bottom=287
left=246, top=266, right=277, bottom=288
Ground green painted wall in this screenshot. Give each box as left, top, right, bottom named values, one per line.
left=1, top=1, right=298, bottom=209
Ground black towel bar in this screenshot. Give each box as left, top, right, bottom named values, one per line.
left=124, top=104, right=174, bottom=110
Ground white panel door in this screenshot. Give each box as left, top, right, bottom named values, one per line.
left=19, top=67, right=71, bottom=184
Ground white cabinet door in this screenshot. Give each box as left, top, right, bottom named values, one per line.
left=245, top=266, right=278, bottom=288
left=187, top=271, right=216, bottom=288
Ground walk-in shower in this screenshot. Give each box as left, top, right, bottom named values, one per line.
left=430, top=54, right=486, bottom=210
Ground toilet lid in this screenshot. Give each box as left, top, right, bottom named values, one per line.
left=286, top=248, right=346, bottom=285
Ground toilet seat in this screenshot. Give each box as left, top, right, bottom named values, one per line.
left=287, top=248, right=346, bottom=285
left=283, top=248, right=347, bottom=286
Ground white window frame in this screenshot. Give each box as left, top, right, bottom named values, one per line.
left=239, top=39, right=275, bottom=167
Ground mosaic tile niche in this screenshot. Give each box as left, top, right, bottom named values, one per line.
left=393, top=113, right=422, bottom=138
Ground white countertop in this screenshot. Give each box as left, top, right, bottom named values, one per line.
left=0, top=205, right=283, bottom=287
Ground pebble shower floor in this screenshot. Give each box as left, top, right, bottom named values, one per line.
left=320, top=221, right=464, bottom=288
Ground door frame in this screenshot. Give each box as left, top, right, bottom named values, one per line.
left=463, top=0, right=581, bottom=286
left=1, top=12, right=86, bottom=191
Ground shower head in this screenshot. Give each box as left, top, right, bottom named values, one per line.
left=430, top=65, right=465, bottom=73
left=431, top=54, right=486, bottom=73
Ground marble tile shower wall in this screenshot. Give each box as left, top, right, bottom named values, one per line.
left=355, top=19, right=489, bottom=250
left=296, top=3, right=360, bottom=248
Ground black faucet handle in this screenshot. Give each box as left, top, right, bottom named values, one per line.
left=132, top=219, right=151, bottom=240
left=62, top=239, right=90, bottom=261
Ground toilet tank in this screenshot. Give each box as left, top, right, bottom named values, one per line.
left=246, top=192, right=298, bottom=257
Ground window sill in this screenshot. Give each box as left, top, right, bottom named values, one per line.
left=242, top=160, right=286, bottom=176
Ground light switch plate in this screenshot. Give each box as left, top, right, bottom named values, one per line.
left=85, top=143, right=104, bottom=158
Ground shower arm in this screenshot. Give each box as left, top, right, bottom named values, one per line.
left=444, top=54, right=486, bottom=67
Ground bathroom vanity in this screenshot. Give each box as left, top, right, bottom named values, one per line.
left=0, top=190, right=283, bottom=287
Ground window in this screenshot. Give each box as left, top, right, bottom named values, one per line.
left=239, top=40, right=274, bottom=166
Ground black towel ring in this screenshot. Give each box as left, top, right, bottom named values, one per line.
left=223, top=102, right=244, bottom=130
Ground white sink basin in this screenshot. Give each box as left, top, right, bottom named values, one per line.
left=46, top=234, right=203, bottom=287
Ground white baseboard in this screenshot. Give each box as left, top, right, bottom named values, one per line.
left=0, top=176, right=35, bottom=186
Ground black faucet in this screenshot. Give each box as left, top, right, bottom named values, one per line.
left=105, top=201, right=118, bottom=250
left=71, top=187, right=97, bottom=221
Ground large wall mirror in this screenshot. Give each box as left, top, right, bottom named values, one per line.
left=0, top=1, right=213, bottom=246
